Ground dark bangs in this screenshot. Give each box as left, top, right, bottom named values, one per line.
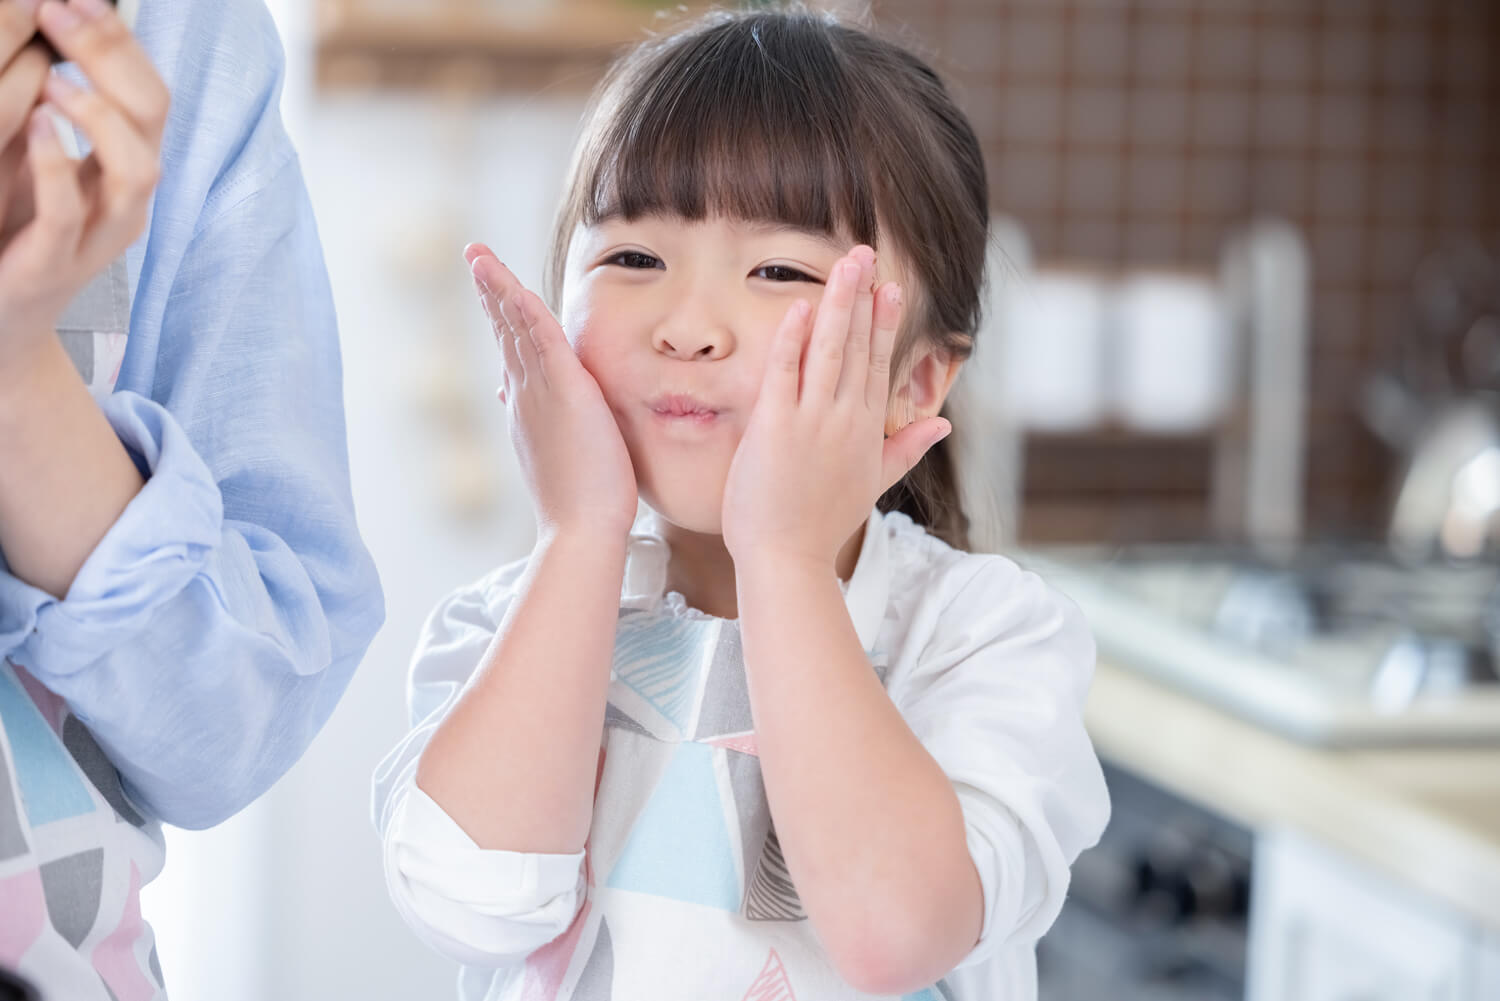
left=545, top=7, right=992, bottom=550
left=547, top=12, right=886, bottom=302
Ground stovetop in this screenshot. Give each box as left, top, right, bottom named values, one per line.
left=1024, top=545, right=1500, bottom=746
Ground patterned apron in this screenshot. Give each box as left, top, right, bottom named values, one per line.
left=3, top=5, right=170, bottom=994
left=0, top=253, right=168, bottom=1001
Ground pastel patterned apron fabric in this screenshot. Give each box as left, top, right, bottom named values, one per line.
left=495, top=603, right=955, bottom=1001
left=0, top=258, right=169, bottom=1001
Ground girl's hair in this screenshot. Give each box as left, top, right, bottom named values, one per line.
left=545, top=5, right=990, bottom=550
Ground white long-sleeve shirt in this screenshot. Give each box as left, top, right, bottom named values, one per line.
left=371, top=508, right=1110, bottom=1000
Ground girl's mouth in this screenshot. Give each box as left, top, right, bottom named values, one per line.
left=648, top=393, right=722, bottom=426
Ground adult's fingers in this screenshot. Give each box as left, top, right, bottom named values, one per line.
left=0, top=131, right=27, bottom=229
left=13, top=104, right=83, bottom=266
left=0, top=0, right=43, bottom=71
left=42, top=70, right=156, bottom=251
left=0, top=43, right=50, bottom=148
left=37, top=0, right=168, bottom=145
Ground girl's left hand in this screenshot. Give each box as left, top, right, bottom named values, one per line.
left=721, top=246, right=952, bottom=572
left=0, top=0, right=167, bottom=366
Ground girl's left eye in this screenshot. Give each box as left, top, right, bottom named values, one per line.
left=752, top=264, right=820, bottom=284
left=606, top=251, right=664, bottom=270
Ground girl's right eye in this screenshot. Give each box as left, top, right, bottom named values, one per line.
left=606, top=251, right=664, bottom=270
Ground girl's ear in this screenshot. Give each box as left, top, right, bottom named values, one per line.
left=885, top=346, right=964, bottom=437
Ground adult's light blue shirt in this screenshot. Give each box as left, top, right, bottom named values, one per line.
left=0, top=0, right=384, bottom=830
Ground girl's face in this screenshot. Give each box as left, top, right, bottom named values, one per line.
left=558, top=213, right=910, bottom=536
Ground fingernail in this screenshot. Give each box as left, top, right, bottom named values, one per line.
left=29, top=107, right=56, bottom=141
left=71, top=0, right=112, bottom=20
left=43, top=72, right=80, bottom=103
left=840, top=260, right=860, bottom=283
left=38, top=0, right=81, bottom=32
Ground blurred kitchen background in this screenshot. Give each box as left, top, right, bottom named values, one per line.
left=139, top=1, right=1500, bottom=1000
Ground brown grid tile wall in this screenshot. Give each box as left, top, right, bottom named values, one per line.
left=876, top=0, right=1500, bottom=539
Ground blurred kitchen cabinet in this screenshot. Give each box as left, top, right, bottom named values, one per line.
left=967, top=220, right=1309, bottom=550
left=1248, top=829, right=1481, bottom=1001
left=315, top=0, right=862, bottom=94
left=315, top=0, right=711, bottom=93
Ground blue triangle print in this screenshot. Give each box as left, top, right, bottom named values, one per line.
left=606, top=741, right=740, bottom=912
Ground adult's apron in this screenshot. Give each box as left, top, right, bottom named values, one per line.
left=1, top=251, right=170, bottom=1001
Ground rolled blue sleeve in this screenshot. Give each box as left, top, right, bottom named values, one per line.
left=0, top=0, right=383, bottom=829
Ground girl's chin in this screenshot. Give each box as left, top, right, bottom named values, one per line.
left=638, top=487, right=726, bottom=538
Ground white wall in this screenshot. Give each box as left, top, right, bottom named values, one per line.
left=141, top=3, right=586, bottom=998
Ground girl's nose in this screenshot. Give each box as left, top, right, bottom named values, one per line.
left=651, top=322, right=734, bottom=361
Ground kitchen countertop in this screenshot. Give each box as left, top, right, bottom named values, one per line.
left=1086, top=659, right=1500, bottom=932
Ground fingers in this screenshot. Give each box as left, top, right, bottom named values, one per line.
left=494, top=299, right=522, bottom=403
left=463, top=242, right=493, bottom=269
left=512, top=286, right=577, bottom=387
left=469, top=253, right=528, bottom=384
left=13, top=105, right=83, bottom=268
left=469, top=250, right=570, bottom=393
left=879, top=416, right=951, bottom=495
left=802, top=253, right=861, bottom=402
left=0, top=132, right=28, bottom=227
left=42, top=69, right=156, bottom=250
left=836, top=246, right=876, bottom=402
left=867, top=281, right=902, bottom=409
left=0, top=0, right=43, bottom=68
left=763, top=298, right=812, bottom=408
left=37, top=0, right=169, bottom=146
left=0, top=42, right=51, bottom=147
left=498, top=289, right=543, bottom=387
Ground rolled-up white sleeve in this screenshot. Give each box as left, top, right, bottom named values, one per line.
left=889, top=555, right=1111, bottom=970
left=370, top=567, right=587, bottom=966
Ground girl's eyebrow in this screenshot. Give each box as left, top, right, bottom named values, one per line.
left=740, top=221, right=849, bottom=253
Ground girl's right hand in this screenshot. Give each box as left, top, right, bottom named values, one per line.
left=465, top=244, right=639, bottom=542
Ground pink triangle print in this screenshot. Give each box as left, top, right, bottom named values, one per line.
left=740, top=948, right=798, bottom=1001
left=518, top=899, right=592, bottom=1001
left=708, top=731, right=759, bottom=757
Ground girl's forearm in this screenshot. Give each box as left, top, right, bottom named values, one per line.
left=416, top=528, right=627, bottom=853
left=736, top=557, right=982, bottom=995
left=0, top=333, right=146, bottom=600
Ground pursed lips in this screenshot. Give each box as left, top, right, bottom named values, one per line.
left=647, top=393, right=723, bottom=425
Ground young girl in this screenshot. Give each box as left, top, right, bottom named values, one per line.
left=372, top=8, right=1109, bottom=1000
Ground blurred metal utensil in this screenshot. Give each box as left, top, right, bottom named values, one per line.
left=1388, top=399, right=1500, bottom=561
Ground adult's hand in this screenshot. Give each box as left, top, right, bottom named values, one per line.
left=0, top=0, right=166, bottom=368
left=0, top=0, right=54, bottom=248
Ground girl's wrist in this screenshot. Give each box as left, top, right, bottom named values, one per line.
left=534, top=520, right=634, bottom=557
left=732, top=546, right=837, bottom=584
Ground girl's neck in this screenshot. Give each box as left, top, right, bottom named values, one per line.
left=658, top=517, right=868, bottom=620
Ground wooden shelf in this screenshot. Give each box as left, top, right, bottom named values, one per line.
left=315, top=0, right=711, bottom=94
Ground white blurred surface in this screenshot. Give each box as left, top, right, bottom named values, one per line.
left=139, top=3, right=585, bottom=998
